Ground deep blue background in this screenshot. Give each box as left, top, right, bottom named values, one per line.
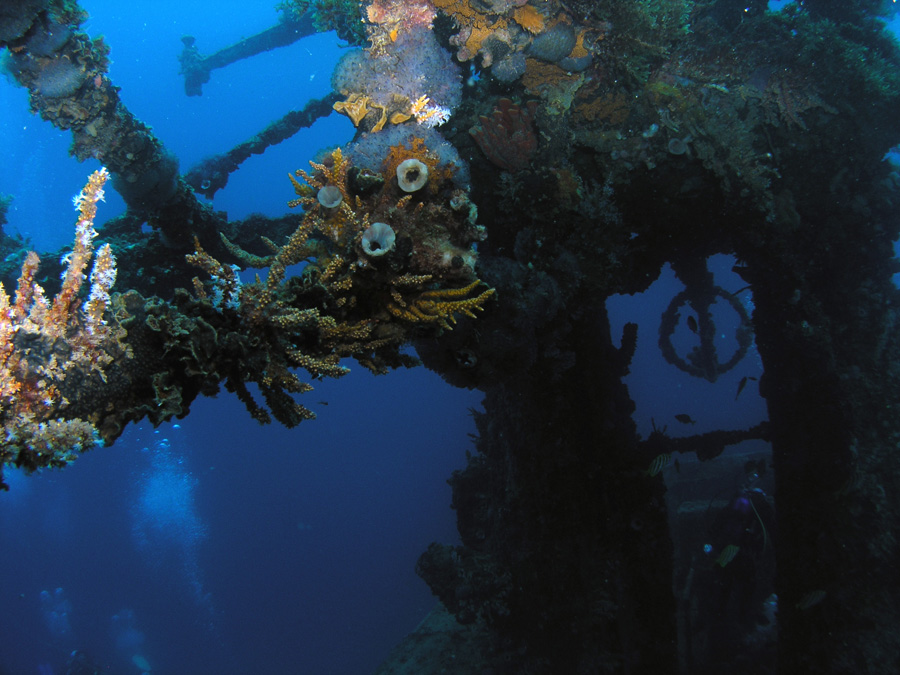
left=6, top=1, right=896, bottom=673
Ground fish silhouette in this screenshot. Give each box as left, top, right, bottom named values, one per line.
left=735, top=375, right=758, bottom=400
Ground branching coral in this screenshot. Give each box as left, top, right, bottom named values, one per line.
left=187, top=228, right=348, bottom=427
left=188, top=140, right=494, bottom=424
left=387, top=278, right=494, bottom=330
left=0, top=168, right=126, bottom=489
left=286, top=143, right=488, bottom=289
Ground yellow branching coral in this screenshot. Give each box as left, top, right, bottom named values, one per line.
left=1, top=168, right=125, bottom=489
left=289, top=146, right=487, bottom=287
left=187, top=226, right=349, bottom=427
left=387, top=279, right=496, bottom=330
left=288, top=148, right=378, bottom=247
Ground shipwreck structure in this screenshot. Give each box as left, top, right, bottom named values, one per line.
left=3, top=0, right=900, bottom=672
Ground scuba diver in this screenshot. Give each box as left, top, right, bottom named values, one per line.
left=700, top=460, right=777, bottom=666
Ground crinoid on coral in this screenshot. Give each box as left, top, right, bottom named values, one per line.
left=186, top=230, right=352, bottom=428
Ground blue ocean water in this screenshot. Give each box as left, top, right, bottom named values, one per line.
left=0, top=3, right=479, bottom=674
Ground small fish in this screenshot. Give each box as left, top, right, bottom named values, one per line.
left=316, top=401, right=329, bottom=406
left=796, top=589, right=827, bottom=610
left=645, top=453, right=671, bottom=477
left=735, top=375, right=758, bottom=400
left=686, top=315, right=698, bottom=333
left=674, top=414, right=696, bottom=425
left=715, top=544, right=740, bottom=567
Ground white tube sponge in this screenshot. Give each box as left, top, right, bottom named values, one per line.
left=397, top=158, right=428, bottom=193
left=361, top=222, right=396, bottom=257
left=317, top=185, right=342, bottom=208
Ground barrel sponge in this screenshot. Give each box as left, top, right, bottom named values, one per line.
left=332, top=26, right=461, bottom=113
